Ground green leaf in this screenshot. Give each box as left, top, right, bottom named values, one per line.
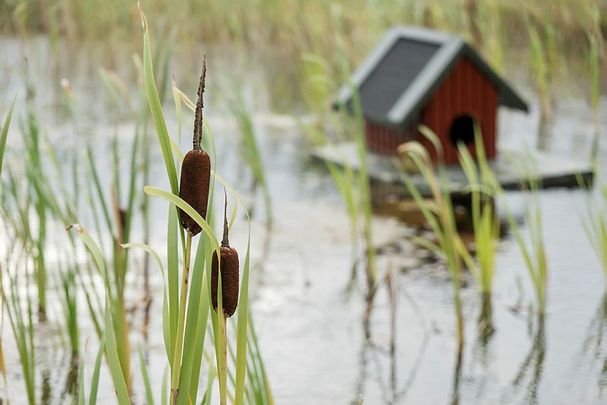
left=103, top=305, right=131, bottom=404
left=235, top=235, right=251, bottom=404
left=0, top=97, right=16, bottom=177
left=121, top=243, right=164, bottom=276
left=167, top=205, right=179, bottom=363
left=177, top=236, right=211, bottom=405
left=141, top=7, right=179, bottom=195
left=144, top=186, right=220, bottom=253
left=89, top=343, right=104, bottom=405
left=139, top=346, right=155, bottom=405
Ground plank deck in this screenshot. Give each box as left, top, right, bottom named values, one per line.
left=311, top=142, right=594, bottom=198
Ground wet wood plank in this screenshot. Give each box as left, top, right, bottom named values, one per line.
left=311, top=142, right=594, bottom=197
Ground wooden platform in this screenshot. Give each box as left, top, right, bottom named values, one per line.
left=311, top=142, right=594, bottom=199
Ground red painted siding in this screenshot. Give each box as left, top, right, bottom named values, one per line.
left=421, top=57, right=498, bottom=164
left=364, top=56, right=499, bottom=165
left=365, top=120, right=416, bottom=155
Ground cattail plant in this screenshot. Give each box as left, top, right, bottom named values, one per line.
left=179, top=57, right=211, bottom=235
left=170, top=56, right=212, bottom=404
left=212, top=191, right=240, bottom=317
left=210, top=192, right=240, bottom=405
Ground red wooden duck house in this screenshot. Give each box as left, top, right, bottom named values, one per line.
left=334, top=26, right=529, bottom=164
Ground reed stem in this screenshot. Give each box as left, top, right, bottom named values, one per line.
left=219, top=313, right=228, bottom=405
left=171, top=232, right=193, bottom=404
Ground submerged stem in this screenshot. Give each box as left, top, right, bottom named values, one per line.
left=171, top=232, right=193, bottom=404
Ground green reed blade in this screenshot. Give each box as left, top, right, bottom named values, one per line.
left=103, top=305, right=131, bottom=404
left=0, top=97, right=15, bottom=178
left=177, top=237, right=211, bottom=405
left=89, top=343, right=104, bottom=405
left=139, top=346, right=155, bottom=405
left=140, top=6, right=179, bottom=195
left=167, top=205, right=179, bottom=362
left=144, top=186, right=220, bottom=253
left=235, top=235, right=251, bottom=405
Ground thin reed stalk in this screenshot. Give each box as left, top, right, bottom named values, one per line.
left=398, top=127, right=470, bottom=350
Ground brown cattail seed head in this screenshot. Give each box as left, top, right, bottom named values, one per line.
left=211, top=190, right=239, bottom=317
left=178, top=55, right=210, bottom=236
left=178, top=149, right=211, bottom=235
left=211, top=246, right=240, bottom=317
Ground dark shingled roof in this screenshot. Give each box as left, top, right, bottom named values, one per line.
left=335, top=26, right=529, bottom=128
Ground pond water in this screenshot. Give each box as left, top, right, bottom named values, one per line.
left=1, top=36, right=607, bottom=404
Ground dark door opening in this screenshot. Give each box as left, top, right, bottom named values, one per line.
left=449, top=114, right=476, bottom=147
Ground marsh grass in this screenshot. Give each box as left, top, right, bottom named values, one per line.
left=502, top=159, right=548, bottom=316
left=22, top=106, right=49, bottom=320
left=582, top=175, right=607, bottom=278
left=3, top=0, right=603, bottom=115
left=398, top=127, right=470, bottom=350
left=300, top=54, right=377, bottom=296
left=230, top=94, right=272, bottom=227
left=58, top=265, right=79, bottom=358
left=0, top=98, right=15, bottom=177
left=457, top=129, right=500, bottom=337
left=1, top=262, right=37, bottom=404
left=457, top=130, right=500, bottom=296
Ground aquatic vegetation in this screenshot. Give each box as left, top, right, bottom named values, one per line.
left=212, top=194, right=240, bottom=318
left=398, top=128, right=470, bottom=350
left=138, top=8, right=270, bottom=404
left=457, top=129, right=500, bottom=337
left=582, top=181, right=607, bottom=278
left=22, top=107, right=49, bottom=320
left=458, top=130, right=500, bottom=297
left=584, top=4, right=605, bottom=164
left=1, top=262, right=36, bottom=405
left=59, top=266, right=79, bottom=358
left=0, top=1, right=605, bottom=403
left=0, top=99, right=14, bottom=176
left=503, top=163, right=548, bottom=316
left=231, top=93, right=273, bottom=226
left=299, top=53, right=377, bottom=335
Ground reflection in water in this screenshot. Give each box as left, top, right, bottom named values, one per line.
left=477, top=292, right=495, bottom=345
left=537, top=115, right=553, bottom=151
left=470, top=295, right=495, bottom=401
left=41, top=368, right=51, bottom=405
left=510, top=316, right=546, bottom=404
left=387, top=272, right=397, bottom=403
left=352, top=341, right=370, bottom=404
left=580, top=293, right=607, bottom=397
left=62, top=355, right=79, bottom=400
left=450, top=348, right=464, bottom=405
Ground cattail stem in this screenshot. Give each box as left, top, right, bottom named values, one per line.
left=218, top=312, right=228, bottom=405
left=193, top=55, right=206, bottom=151
left=170, top=232, right=193, bottom=404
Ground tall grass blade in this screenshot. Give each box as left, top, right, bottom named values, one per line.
left=139, top=347, right=155, bottom=405
left=140, top=5, right=179, bottom=195
left=0, top=98, right=15, bottom=177
left=89, top=344, right=104, bottom=405
left=103, top=305, right=131, bottom=404
left=235, top=235, right=251, bottom=405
